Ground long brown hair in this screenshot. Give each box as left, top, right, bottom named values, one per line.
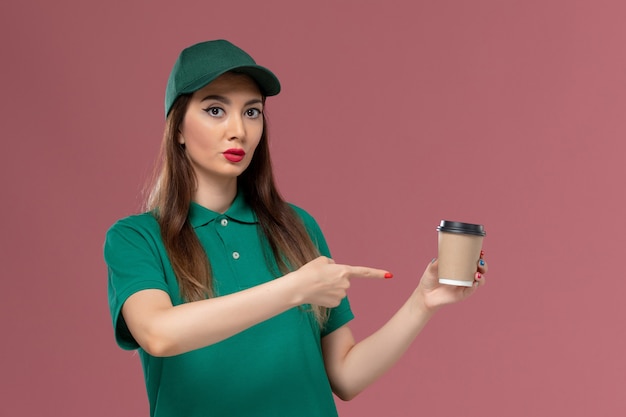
left=146, top=90, right=329, bottom=326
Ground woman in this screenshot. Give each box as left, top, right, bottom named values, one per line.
left=104, top=39, right=488, bottom=417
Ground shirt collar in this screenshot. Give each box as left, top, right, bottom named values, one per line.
left=188, top=190, right=257, bottom=228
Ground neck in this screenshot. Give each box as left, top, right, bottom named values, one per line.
left=193, top=176, right=238, bottom=214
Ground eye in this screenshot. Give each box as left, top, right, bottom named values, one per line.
left=203, top=107, right=225, bottom=117
left=245, top=108, right=262, bottom=119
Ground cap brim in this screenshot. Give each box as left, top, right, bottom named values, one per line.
left=181, top=64, right=281, bottom=97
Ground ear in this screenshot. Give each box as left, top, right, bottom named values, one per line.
left=177, top=130, right=185, bottom=145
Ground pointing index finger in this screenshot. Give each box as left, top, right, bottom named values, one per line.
left=347, top=266, right=393, bottom=279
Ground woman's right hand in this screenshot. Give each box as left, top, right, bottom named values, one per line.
left=290, top=256, right=391, bottom=307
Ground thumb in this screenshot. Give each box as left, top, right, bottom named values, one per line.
left=428, top=257, right=438, bottom=273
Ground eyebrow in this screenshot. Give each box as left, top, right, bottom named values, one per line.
left=200, top=95, right=263, bottom=106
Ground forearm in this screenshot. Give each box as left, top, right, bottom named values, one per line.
left=324, top=257, right=486, bottom=400
left=124, top=255, right=390, bottom=357
left=327, top=291, right=435, bottom=400
left=124, top=274, right=302, bottom=357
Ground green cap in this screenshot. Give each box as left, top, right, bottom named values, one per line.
left=165, top=39, right=281, bottom=116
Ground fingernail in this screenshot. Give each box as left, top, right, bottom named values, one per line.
left=476, top=273, right=482, bottom=280
left=431, top=258, right=437, bottom=264
left=480, top=250, right=485, bottom=257
left=384, top=272, right=393, bottom=279
left=479, top=259, right=485, bottom=266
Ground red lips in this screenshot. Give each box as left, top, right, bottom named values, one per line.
left=223, top=148, right=245, bottom=162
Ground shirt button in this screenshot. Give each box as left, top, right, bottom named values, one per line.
left=232, top=252, right=240, bottom=260
left=220, top=218, right=228, bottom=227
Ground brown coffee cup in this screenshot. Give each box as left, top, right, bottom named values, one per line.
left=437, top=220, right=486, bottom=287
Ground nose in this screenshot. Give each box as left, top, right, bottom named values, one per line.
left=226, top=113, right=245, bottom=141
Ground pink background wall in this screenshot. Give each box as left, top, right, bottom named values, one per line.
left=2, top=0, right=625, bottom=415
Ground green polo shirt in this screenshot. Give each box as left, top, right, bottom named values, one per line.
left=104, top=192, right=353, bottom=417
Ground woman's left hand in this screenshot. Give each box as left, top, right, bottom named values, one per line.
left=414, top=252, right=488, bottom=313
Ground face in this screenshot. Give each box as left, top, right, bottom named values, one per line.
left=179, top=72, right=264, bottom=188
